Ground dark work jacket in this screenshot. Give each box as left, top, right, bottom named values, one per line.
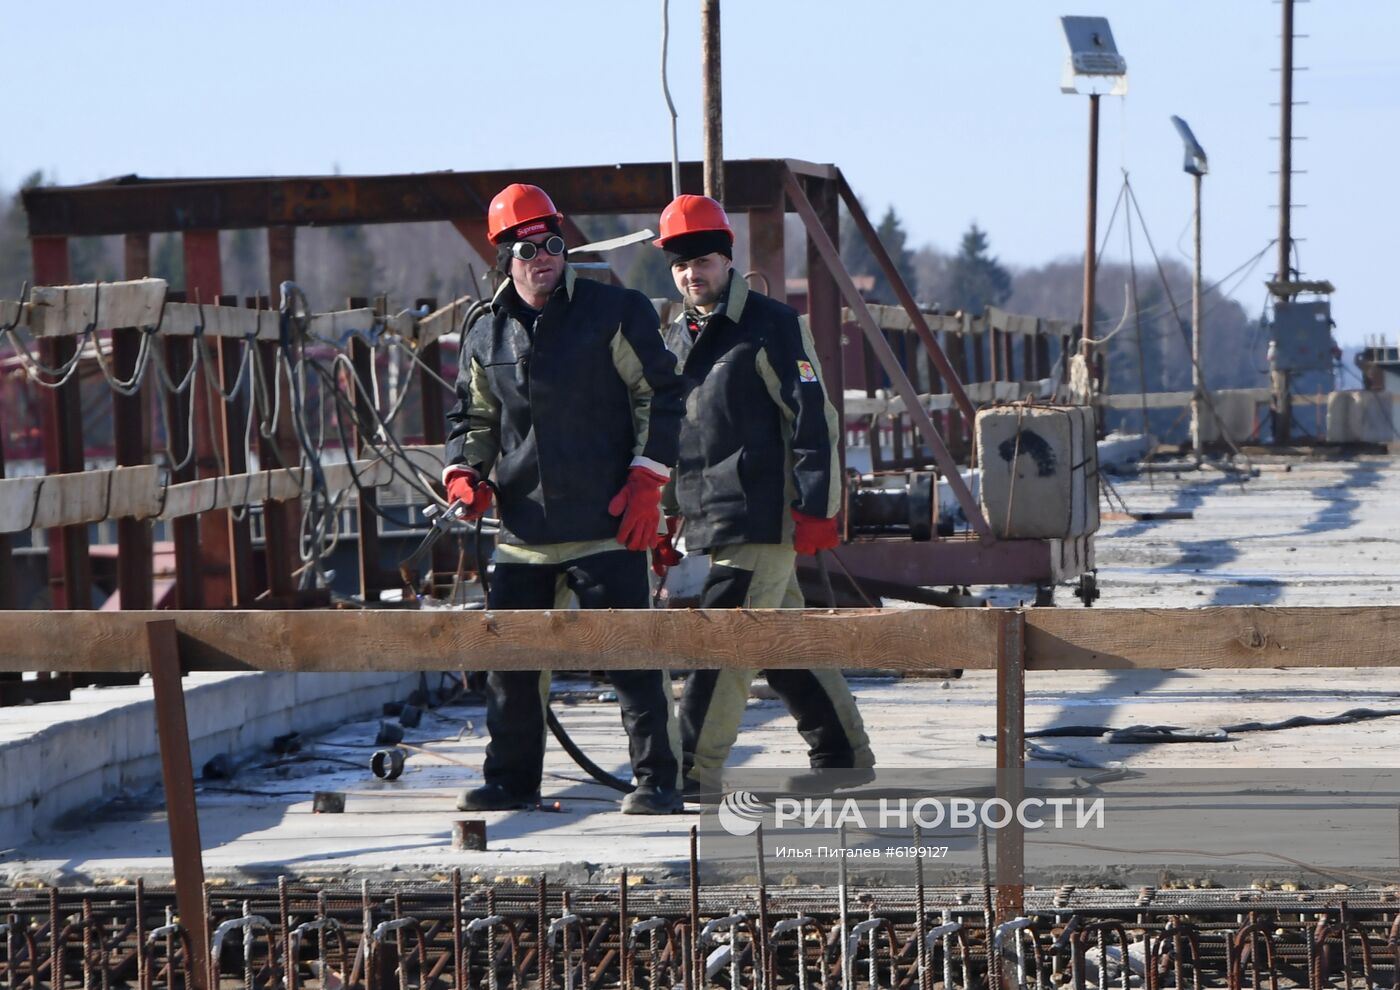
left=662, top=272, right=841, bottom=551
left=445, top=268, right=684, bottom=545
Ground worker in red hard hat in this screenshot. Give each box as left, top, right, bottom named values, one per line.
left=651, top=193, right=874, bottom=798
left=442, top=182, right=687, bottom=815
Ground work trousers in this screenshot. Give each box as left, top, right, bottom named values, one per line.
left=481, top=549, right=682, bottom=794
left=678, top=543, right=874, bottom=788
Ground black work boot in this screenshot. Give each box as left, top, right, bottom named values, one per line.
left=682, top=775, right=722, bottom=805
left=620, top=783, right=683, bottom=815
left=456, top=783, right=540, bottom=812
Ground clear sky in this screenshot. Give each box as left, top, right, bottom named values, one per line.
left=4, top=1, right=1396, bottom=345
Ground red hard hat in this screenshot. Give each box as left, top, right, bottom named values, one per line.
left=654, top=194, right=733, bottom=247
left=487, top=183, right=563, bottom=244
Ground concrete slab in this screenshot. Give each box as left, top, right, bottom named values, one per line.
left=3, top=456, right=1399, bottom=885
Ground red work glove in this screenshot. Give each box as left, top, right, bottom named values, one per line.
left=791, top=510, right=839, bottom=555
left=445, top=470, right=493, bottom=521
left=608, top=466, right=669, bottom=552
left=651, top=515, right=684, bottom=577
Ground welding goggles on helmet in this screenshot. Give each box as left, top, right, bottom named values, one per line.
left=509, top=235, right=566, bottom=261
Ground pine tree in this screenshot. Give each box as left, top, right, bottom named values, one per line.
left=0, top=172, right=46, bottom=291
left=947, top=223, right=1012, bottom=315
left=839, top=202, right=918, bottom=304
left=871, top=207, right=917, bottom=303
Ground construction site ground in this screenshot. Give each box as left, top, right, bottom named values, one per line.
left=3, top=455, right=1398, bottom=888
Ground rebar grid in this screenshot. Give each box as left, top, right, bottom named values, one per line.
left=3, top=882, right=1399, bottom=990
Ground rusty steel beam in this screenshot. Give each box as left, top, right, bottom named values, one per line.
left=183, top=231, right=234, bottom=608
left=830, top=538, right=1054, bottom=588
left=162, top=290, right=202, bottom=609
left=32, top=236, right=92, bottom=611
left=833, top=171, right=977, bottom=425
left=22, top=161, right=806, bottom=237
left=784, top=169, right=991, bottom=540
left=746, top=204, right=785, bottom=303
left=114, top=234, right=155, bottom=611
left=799, top=175, right=846, bottom=482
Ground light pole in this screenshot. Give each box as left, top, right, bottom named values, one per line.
left=1060, top=17, right=1127, bottom=405
left=1171, top=115, right=1209, bottom=460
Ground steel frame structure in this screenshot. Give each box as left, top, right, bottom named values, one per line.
left=14, top=158, right=1084, bottom=627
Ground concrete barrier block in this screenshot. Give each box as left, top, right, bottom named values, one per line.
left=977, top=404, right=1100, bottom=539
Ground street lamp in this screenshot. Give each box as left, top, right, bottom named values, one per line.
left=1060, top=16, right=1127, bottom=401
left=1171, top=115, right=1209, bottom=459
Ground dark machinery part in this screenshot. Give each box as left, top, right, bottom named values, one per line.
left=845, top=472, right=934, bottom=541
left=371, top=748, right=406, bottom=781
left=1073, top=570, right=1100, bottom=606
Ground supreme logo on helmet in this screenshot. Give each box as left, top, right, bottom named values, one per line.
left=514, top=220, right=549, bottom=238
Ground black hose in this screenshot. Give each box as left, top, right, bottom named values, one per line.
left=546, top=707, right=634, bottom=793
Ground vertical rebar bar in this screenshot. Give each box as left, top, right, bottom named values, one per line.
left=689, top=828, right=700, bottom=990
left=837, top=826, right=849, bottom=990
left=619, top=871, right=630, bottom=990
left=279, top=877, right=291, bottom=990
left=451, top=871, right=463, bottom=990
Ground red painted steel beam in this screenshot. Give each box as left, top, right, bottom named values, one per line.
left=114, top=233, right=155, bottom=611
left=162, top=291, right=202, bottom=610
left=182, top=231, right=234, bottom=608
left=746, top=203, right=786, bottom=309
left=799, top=174, right=846, bottom=484
left=22, top=161, right=805, bottom=236
left=829, top=539, right=1053, bottom=588
left=32, top=236, right=93, bottom=610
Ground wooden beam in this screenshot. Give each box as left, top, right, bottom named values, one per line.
left=1025, top=606, right=1400, bottom=670
left=0, top=458, right=398, bottom=532
left=0, top=607, right=1004, bottom=673
left=146, top=619, right=211, bottom=990
left=4, top=606, right=1400, bottom=675
left=4, top=293, right=377, bottom=341
left=0, top=466, right=161, bottom=533
left=25, top=278, right=166, bottom=336
left=414, top=295, right=474, bottom=347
